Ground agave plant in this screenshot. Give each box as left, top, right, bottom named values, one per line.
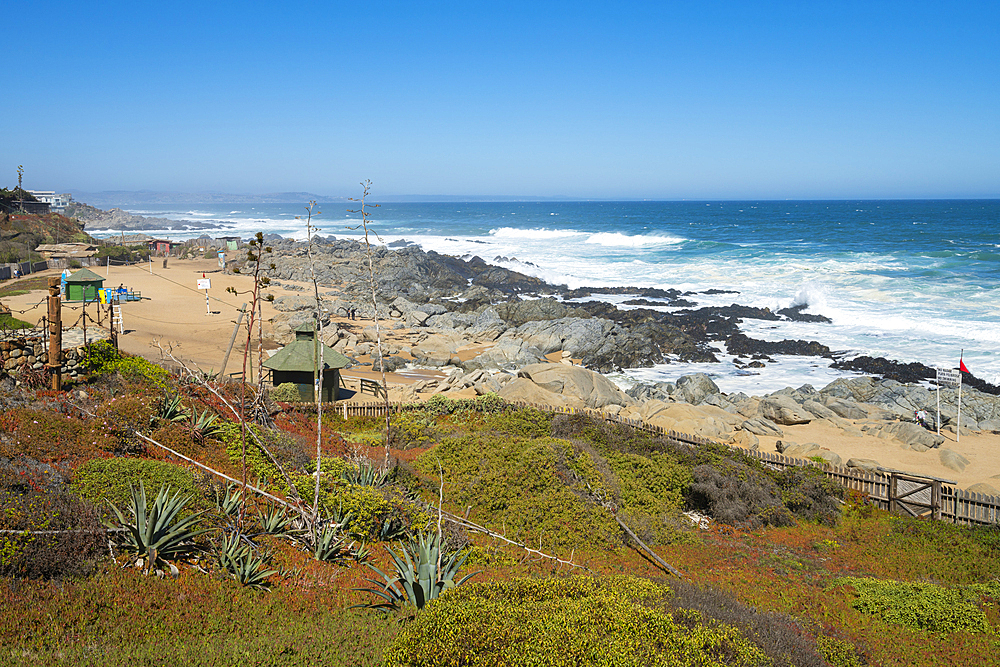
left=157, top=392, right=190, bottom=424
left=355, top=531, right=479, bottom=610
left=309, top=522, right=355, bottom=564
left=105, top=482, right=209, bottom=577
left=216, top=483, right=243, bottom=521
left=186, top=407, right=223, bottom=443
left=342, top=460, right=390, bottom=487
left=256, top=504, right=295, bottom=536
left=214, top=532, right=279, bottom=591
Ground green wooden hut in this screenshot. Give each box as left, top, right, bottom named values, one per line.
left=263, top=322, right=350, bottom=402
left=64, top=268, right=105, bottom=302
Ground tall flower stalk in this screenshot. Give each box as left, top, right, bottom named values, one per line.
left=348, top=181, right=391, bottom=469
left=300, top=201, right=325, bottom=524
left=226, top=233, right=275, bottom=509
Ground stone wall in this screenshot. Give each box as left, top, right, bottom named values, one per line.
left=0, top=336, right=89, bottom=382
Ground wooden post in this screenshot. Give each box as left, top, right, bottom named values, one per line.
left=47, top=277, right=62, bottom=391
left=218, top=304, right=247, bottom=378
left=889, top=474, right=898, bottom=514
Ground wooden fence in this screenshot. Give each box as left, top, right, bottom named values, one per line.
left=335, top=399, right=1000, bottom=526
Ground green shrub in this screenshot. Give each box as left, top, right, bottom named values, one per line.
left=290, top=463, right=430, bottom=541
left=816, top=636, right=865, bottom=667
left=689, top=461, right=793, bottom=529
left=0, top=312, right=31, bottom=330
left=417, top=434, right=618, bottom=550
left=271, top=383, right=301, bottom=403
left=389, top=411, right=438, bottom=449
left=775, top=465, right=843, bottom=525
left=833, top=576, right=997, bottom=634
left=481, top=406, right=551, bottom=437
left=83, top=341, right=170, bottom=389
left=72, top=458, right=201, bottom=512
left=384, top=575, right=770, bottom=666
left=220, top=421, right=308, bottom=487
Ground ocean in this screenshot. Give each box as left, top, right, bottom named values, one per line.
left=96, top=200, right=1000, bottom=394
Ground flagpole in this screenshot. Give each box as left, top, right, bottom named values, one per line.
left=936, top=378, right=941, bottom=436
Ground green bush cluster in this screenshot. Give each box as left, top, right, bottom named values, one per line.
left=389, top=411, right=438, bottom=448
left=72, top=458, right=201, bottom=512
left=833, top=576, right=999, bottom=634
left=421, top=393, right=508, bottom=418
left=384, top=575, right=770, bottom=666
left=417, top=434, right=619, bottom=550
left=221, top=424, right=428, bottom=542
left=289, top=460, right=430, bottom=541
left=553, top=413, right=843, bottom=529
left=83, top=341, right=170, bottom=389
left=270, top=383, right=302, bottom=403
left=220, top=421, right=302, bottom=486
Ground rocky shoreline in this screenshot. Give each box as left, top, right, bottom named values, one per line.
left=255, top=235, right=999, bottom=395
left=246, top=235, right=1000, bottom=493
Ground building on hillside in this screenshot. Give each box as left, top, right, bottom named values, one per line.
left=262, top=322, right=351, bottom=402
left=216, top=236, right=241, bottom=251
left=35, top=243, right=98, bottom=261
left=27, top=191, right=72, bottom=211
left=14, top=200, right=50, bottom=214
left=64, top=268, right=105, bottom=302
left=148, top=239, right=180, bottom=255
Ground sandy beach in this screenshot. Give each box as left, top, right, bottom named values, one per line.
left=3, top=257, right=998, bottom=491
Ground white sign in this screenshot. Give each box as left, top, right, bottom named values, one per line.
left=197, top=278, right=212, bottom=290
left=936, top=368, right=961, bottom=387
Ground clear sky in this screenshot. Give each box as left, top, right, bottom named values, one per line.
left=6, top=1, right=999, bottom=199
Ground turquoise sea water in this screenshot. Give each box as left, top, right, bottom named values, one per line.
left=105, top=200, right=1000, bottom=392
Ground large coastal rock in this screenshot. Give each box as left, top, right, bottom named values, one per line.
left=461, top=339, right=545, bottom=371
left=624, top=401, right=742, bottom=442
left=499, top=363, right=636, bottom=410
left=758, top=395, right=812, bottom=425
left=671, top=373, right=721, bottom=405
left=497, top=378, right=578, bottom=409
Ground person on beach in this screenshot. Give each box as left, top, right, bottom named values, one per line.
left=915, top=409, right=930, bottom=429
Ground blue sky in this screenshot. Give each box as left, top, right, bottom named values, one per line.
left=6, top=1, right=999, bottom=199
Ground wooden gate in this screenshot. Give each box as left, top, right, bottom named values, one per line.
left=890, top=473, right=942, bottom=520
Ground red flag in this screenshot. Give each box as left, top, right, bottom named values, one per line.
left=960, top=357, right=969, bottom=374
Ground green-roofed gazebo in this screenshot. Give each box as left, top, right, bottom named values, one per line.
left=64, top=268, right=105, bottom=302
left=263, top=322, right=351, bottom=401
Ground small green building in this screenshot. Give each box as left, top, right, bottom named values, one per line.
left=263, top=322, right=351, bottom=402
left=64, top=268, right=105, bottom=302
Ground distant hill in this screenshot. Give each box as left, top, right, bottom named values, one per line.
left=0, top=211, right=92, bottom=264
left=69, top=191, right=348, bottom=207
left=69, top=191, right=581, bottom=207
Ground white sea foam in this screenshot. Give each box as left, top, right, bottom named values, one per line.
left=584, top=232, right=684, bottom=247
left=489, top=227, right=581, bottom=240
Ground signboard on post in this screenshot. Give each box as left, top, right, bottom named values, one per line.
left=198, top=277, right=211, bottom=315
left=935, top=367, right=962, bottom=439
left=936, top=368, right=960, bottom=387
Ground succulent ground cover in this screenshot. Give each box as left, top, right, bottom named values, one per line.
left=1, top=350, right=999, bottom=666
